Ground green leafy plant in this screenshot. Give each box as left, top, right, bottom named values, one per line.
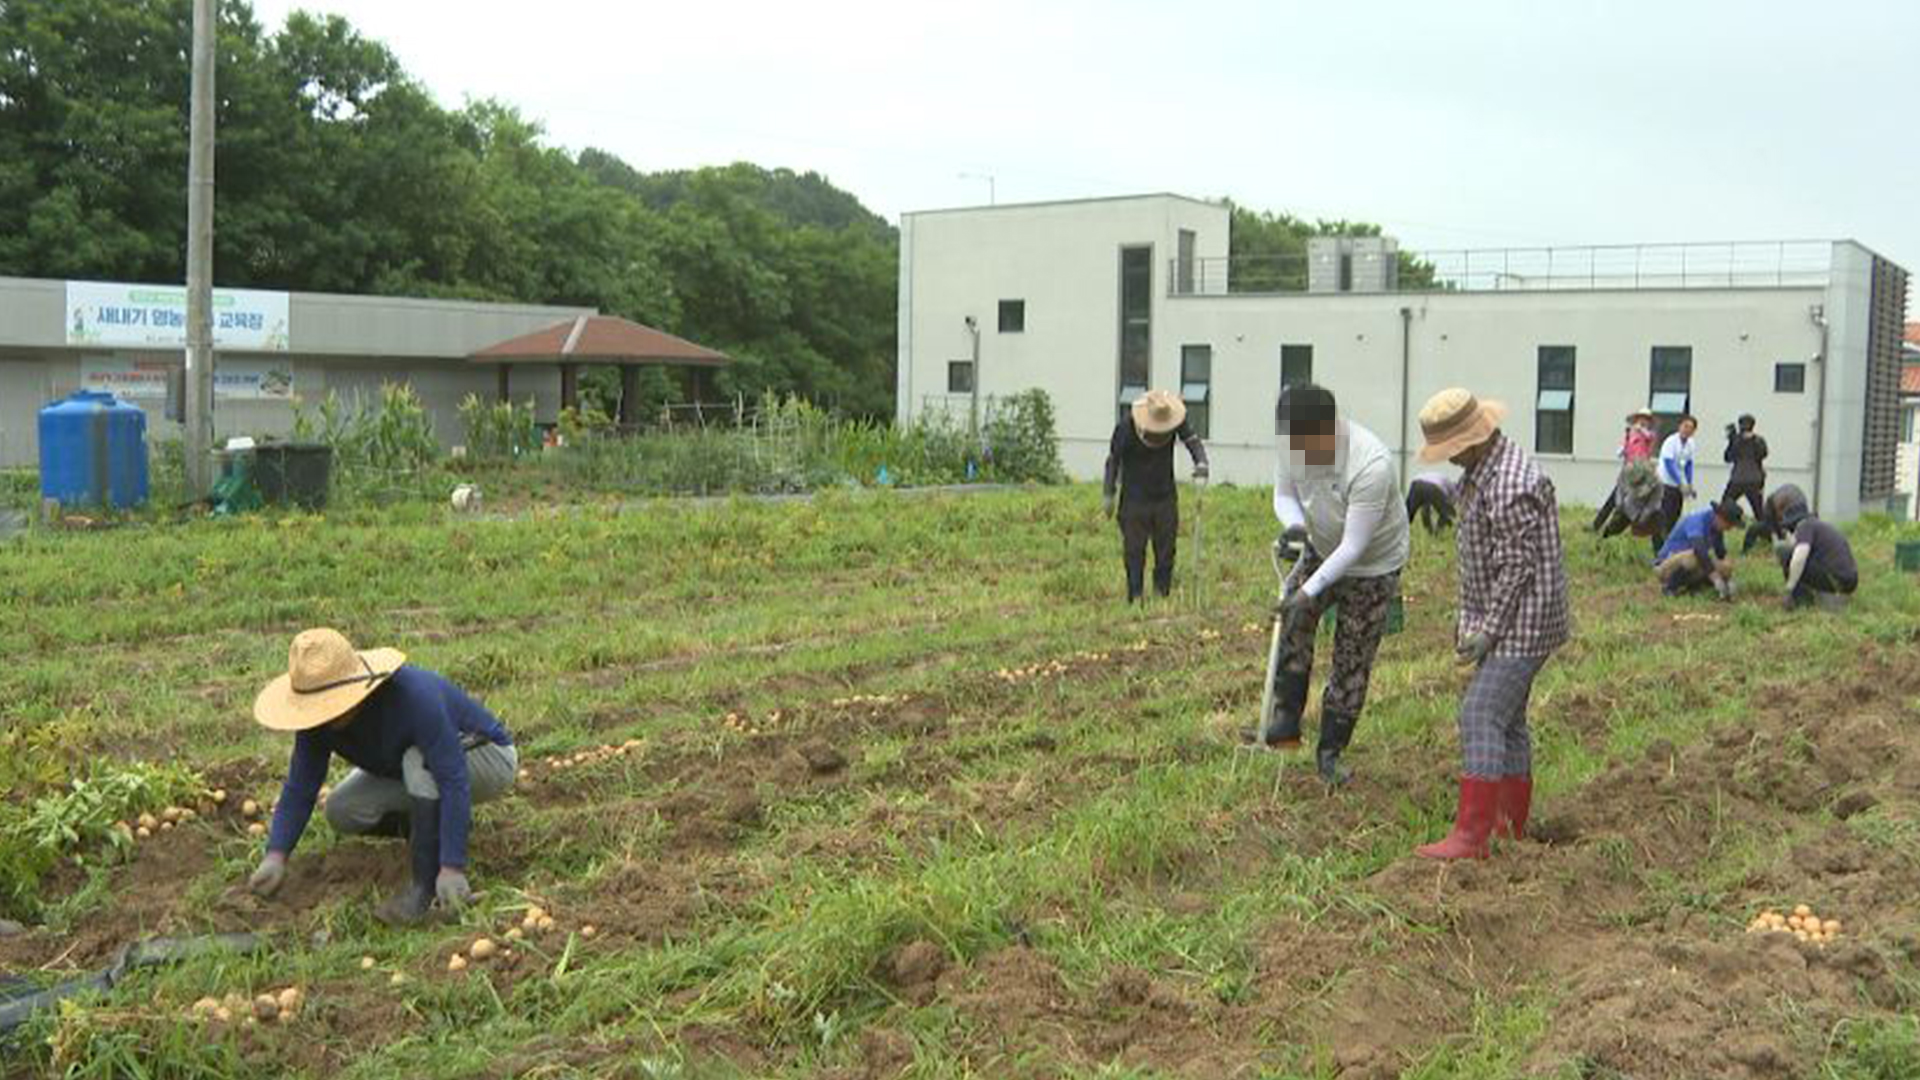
left=459, top=394, right=541, bottom=461
left=0, top=761, right=201, bottom=917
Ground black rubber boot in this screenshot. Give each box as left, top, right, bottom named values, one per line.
left=1256, top=671, right=1310, bottom=747
left=1316, top=711, right=1358, bottom=787
left=375, top=797, right=440, bottom=927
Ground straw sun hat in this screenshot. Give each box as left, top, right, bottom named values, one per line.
left=1417, top=388, right=1507, bottom=463
left=254, top=628, right=405, bottom=732
left=1130, top=390, right=1187, bottom=437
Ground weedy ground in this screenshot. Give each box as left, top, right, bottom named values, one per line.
left=1, top=485, right=1918, bottom=1079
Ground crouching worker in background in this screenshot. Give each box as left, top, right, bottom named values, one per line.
left=1103, top=389, right=1209, bottom=602
left=1768, top=484, right=1858, bottom=611
left=1654, top=500, right=1744, bottom=600
left=246, top=628, right=518, bottom=926
left=1257, top=384, right=1411, bottom=786
left=1405, top=473, right=1457, bottom=535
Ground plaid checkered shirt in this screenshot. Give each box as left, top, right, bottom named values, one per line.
left=1455, top=433, right=1571, bottom=658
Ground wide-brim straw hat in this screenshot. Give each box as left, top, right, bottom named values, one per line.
left=254, top=628, right=405, bottom=732
left=1627, top=407, right=1655, bottom=422
left=1418, top=388, right=1508, bottom=463
left=1131, top=389, right=1187, bottom=437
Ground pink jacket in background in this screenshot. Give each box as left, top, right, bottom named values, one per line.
left=1620, top=425, right=1657, bottom=463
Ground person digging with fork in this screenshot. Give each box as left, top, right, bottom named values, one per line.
left=1252, top=383, right=1410, bottom=786
left=246, top=628, right=519, bottom=925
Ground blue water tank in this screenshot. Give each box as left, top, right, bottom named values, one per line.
left=38, top=391, right=150, bottom=509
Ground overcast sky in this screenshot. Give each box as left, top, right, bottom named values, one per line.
left=247, top=0, right=1920, bottom=279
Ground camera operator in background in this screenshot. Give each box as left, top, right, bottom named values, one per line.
left=1722, top=415, right=1771, bottom=552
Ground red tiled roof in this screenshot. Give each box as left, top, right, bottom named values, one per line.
left=1903, top=364, right=1920, bottom=396
left=1907, top=321, right=1920, bottom=346
left=471, top=316, right=728, bottom=367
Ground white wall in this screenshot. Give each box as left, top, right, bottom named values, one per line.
left=898, top=195, right=1231, bottom=479
left=897, top=195, right=1860, bottom=513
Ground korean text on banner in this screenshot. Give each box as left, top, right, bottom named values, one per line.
left=65, top=281, right=291, bottom=352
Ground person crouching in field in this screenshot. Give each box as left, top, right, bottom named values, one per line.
left=1256, top=384, right=1411, bottom=786
left=1414, top=389, right=1569, bottom=861
left=1103, top=389, right=1209, bottom=603
left=246, top=628, right=519, bottom=925
left=1405, top=473, right=1457, bottom=535
left=1654, top=499, right=1744, bottom=600
left=1767, top=484, right=1859, bottom=611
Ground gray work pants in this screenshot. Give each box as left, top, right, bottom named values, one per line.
left=324, top=742, right=519, bottom=835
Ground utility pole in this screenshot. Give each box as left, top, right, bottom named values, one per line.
left=964, top=315, right=981, bottom=435
left=183, top=0, right=218, bottom=498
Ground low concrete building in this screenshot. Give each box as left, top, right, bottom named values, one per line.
left=897, top=194, right=1912, bottom=521
left=0, top=276, right=591, bottom=467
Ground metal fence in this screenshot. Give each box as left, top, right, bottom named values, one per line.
left=1171, top=240, right=1836, bottom=297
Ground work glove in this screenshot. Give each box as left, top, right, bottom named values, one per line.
left=1272, top=584, right=1314, bottom=624
left=1279, top=524, right=1309, bottom=561
left=1684, top=485, right=1697, bottom=501
left=1781, top=591, right=1798, bottom=612
left=1456, top=631, right=1495, bottom=665
left=1102, top=493, right=1116, bottom=520
left=435, top=868, right=473, bottom=911
left=248, top=852, right=287, bottom=898
left=1193, top=463, right=1210, bottom=482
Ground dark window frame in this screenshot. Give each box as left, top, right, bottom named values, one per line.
left=1649, top=345, right=1693, bottom=438
left=1117, top=245, right=1153, bottom=405
left=1180, top=344, right=1212, bottom=439
left=1774, top=362, right=1806, bottom=394
left=947, top=360, right=974, bottom=394
left=1280, top=344, right=1313, bottom=390
left=1535, top=345, right=1576, bottom=455
left=998, top=299, right=1025, bottom=334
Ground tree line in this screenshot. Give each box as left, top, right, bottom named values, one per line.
left=1, top=0, right=1426, bottom=421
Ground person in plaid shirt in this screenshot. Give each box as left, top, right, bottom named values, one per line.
left=1412, top=389, right=1570, bottom=860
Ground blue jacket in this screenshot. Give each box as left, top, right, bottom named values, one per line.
left=267, top=666, right=511, bottom=868
left=1655, top=508, right=1726, bottom=567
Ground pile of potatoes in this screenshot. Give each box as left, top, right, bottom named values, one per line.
left=190, top=986, right=302, bottom=1025
left=542, top=739, right=644, bottom=772
left=1748, top=904, right=1843, bottom=946
left=443, top=904, right=598, bottom=974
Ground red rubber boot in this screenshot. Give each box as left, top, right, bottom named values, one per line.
left=1496, top=776, right=1533, bottom=841
left=1415, top=777, right=1499, bottom=860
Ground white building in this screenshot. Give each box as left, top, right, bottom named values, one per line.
left=897, top=195, right=1912, bottom=522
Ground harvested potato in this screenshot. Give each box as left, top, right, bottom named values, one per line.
left=138, top=813, right=158, bottom=830
left=537, top=916, right=555, bottom=932
left=470, top=938, right=498, bottom=961
left=448, top=954, right=468, bottom=972
left=136, top=826, right=152, bottom=839
left=241, top=799, right=260, bottom=818
left=1823, top=919, right=1841, bottom=935
left=213, top=1007, right=233, bottom=1023
left=1794, top=904, right=1812, bottom=918
left=212, top=789, right=228, bottom=804
left=252, top=994, right=280, bottom=1021
left=389, top=972, right=407, bottom=987
left=248, top=823, right=267, bottom=837
left=361, top=956, right=376, bottom=970
left=581, top=926, right=597, bottom=939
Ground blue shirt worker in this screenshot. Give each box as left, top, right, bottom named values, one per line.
left=247, top=628, right=519, bottom=926
left=1654, top=500, right=1744, bottom=599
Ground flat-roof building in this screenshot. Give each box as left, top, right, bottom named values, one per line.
left=897, top=194, right=1911, bottom=521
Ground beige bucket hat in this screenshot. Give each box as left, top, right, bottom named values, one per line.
left=254, top=628, right=405, bottom=732
left=1417, top=388, right=1508, bottom=463
left=1131, top=390, right=1187, bottom=437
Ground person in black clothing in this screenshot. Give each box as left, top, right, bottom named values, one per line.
left=1405, top=474, right=1457, bottom=535
left=1722, top=414, right=1771, bottom=552
left=1767, top=485, right=1859, bottom=610
left=1104, top=389, right=1209, bottom=602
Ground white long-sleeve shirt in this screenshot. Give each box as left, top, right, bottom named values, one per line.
left=1658, top=433, right=1696, bottom=490
left=1272, top=420, right=1411, bottom=597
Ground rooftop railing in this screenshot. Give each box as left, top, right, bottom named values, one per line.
left=1171, top=240, right=1836, bottom=297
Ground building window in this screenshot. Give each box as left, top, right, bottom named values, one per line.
left=1338, top=251, right=1353, bottom=293
left=1118, top=246, right=1152, bottom=410
left=947, top=360, right=973, bottom=394
left=1181, top=344, right=1212, bottom=438
left=1774, top=362, right=1806, bottom=394
left=1649, top=345, right=1692, bottom=435
left=1176, top=229, right=1196, bottom=296
left=1536, top=345, right=1576, bottom=455
left=1281, top=344, right=1313, bottom=390
left=998, top=300, right=1025, bottom=334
